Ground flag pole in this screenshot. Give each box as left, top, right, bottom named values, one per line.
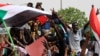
left=2, top=20, right=17, bottom=56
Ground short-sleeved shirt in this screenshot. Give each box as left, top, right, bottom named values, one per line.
left=67, top=28, right=83, bottom=53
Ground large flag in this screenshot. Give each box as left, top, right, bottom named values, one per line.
left=89, top=5, right=100, bottom=44
left=25, top=36, right=46, bottom=56
left=0, top=3, right=51, bottom=27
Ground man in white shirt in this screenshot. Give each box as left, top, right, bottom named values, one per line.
left=67, top=22, right=83, bottom=54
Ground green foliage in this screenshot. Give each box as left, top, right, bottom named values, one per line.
left=57, top=7, right=88, bottom=28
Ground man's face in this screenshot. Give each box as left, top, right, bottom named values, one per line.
left=72, top=22, right=78, bottom=33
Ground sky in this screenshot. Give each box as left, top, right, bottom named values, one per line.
left=0, top=0, right=100, bottom=18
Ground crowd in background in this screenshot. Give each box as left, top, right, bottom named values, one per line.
left=0, top=2, right=100, bottom=56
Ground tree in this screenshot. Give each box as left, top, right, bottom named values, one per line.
left=57, top=7, right=88, bottom=28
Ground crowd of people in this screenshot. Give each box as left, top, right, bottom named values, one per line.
left=0, top=2, right=100, bottom=56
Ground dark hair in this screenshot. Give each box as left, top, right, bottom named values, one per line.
left=35, top=2, right=42, bottom=8
left=10, top=27, right=20, bottom=37
left=80, top=39, right=85, bottom=48
left=27, top=2, right=33, bottom=7
left=72, top=21, right=78, bottom=26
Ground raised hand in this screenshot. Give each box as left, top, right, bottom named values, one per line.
left=42, top=40, right=49, bottom=50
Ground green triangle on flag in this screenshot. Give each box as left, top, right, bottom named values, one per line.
left=0, top=10, right=7, bottom=23
left=0, top=9, right=17, bottom=55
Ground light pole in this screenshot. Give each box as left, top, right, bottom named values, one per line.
left=60, top=0, right=62, bottom=10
